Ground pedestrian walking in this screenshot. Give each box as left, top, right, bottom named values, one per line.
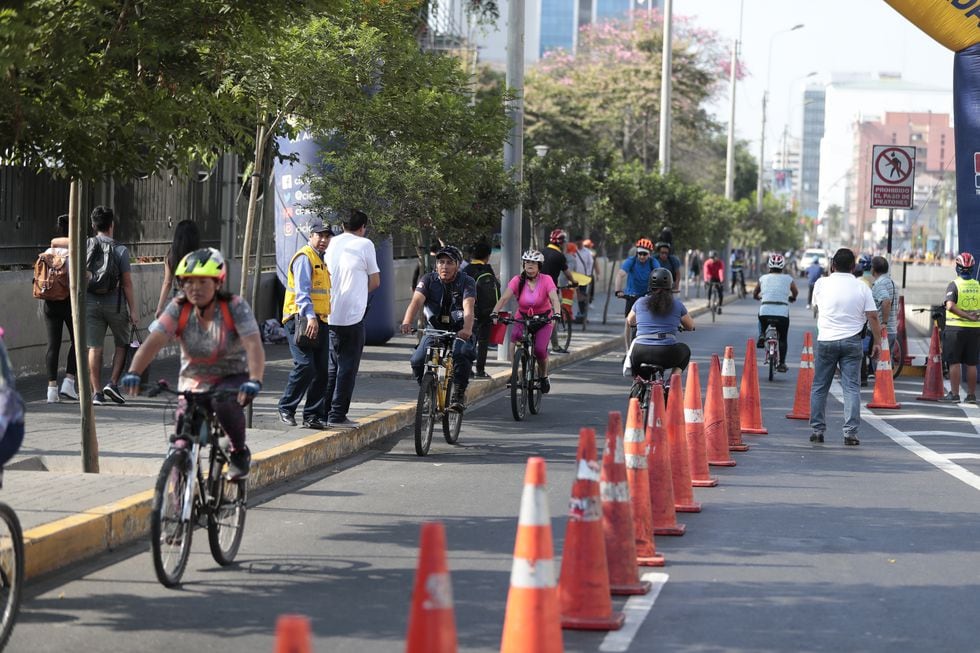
left=0, top=327, right=25, bottom=466
left=805, top=257, right=824, bottom=309
left=941, top=252, right=980, bottom=403
left=35, top=214, right=78, bottom=402
left=870, top=256, right=898, bottom=356
left=85, top=206, right=139, bottom=406
left=463, top=240, right=499, bottom=378
left=809, top=249, right=881, bottom=446
left=324, top=209, right=380, bottom=428
left=277, top=218, right=333, bottom=428
left=576, top=236, right=599, bottom=310
left=155, top=219, right=201, bottom=318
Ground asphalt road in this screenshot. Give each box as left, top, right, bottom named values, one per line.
left=9, top=299, right=980, bottom=652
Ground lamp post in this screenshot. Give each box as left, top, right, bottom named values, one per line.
left=529, top=144, right=549, bottom=250
left=658, top=0, right=673, bottom=175
left=756, top=23, right=804, bottom=215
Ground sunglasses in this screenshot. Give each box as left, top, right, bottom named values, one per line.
left=637, top=251, right=650, bottom=257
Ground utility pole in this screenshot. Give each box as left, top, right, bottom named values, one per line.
left=724, top=36, right=738, bottom=201
left=500, top=0, right=524, bottom=361
left=658, top=0, right=673, bottom=175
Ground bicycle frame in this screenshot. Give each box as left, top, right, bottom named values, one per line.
left=421, top=329, right=458, bottom=411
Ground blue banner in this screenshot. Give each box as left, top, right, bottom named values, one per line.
left=273, top=131, right=324, bottom=286
left=954, top=45, right=980, bottom=262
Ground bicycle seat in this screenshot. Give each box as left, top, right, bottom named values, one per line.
left=635, top=363, right=666, bottom=381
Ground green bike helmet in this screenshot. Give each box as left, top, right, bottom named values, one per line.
left=175, top=248, right=227, bottom=284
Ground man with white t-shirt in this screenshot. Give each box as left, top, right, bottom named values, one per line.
left=324, top=210, right=380, bottom=428
left=810, top=248, right=881, bottom=447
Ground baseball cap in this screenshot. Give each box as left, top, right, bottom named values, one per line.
left=303, top=217, right=331, bottom=235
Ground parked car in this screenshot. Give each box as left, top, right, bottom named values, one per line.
left=800, top=248, right=830, bottom=276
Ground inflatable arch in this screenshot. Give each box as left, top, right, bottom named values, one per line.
left=886, top=0, right=980, bottom=259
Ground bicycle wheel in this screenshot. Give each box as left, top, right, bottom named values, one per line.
left=442, top=378, right=463, bottom=445
left=527, top=356, right=543, bottom=414
left=207, top=470, right=248, bottom=566
left=510, top=349, right=528, bottom=421
left=890, top=338, right=904, bottom=378
left=768, top=346, right=776, bottom=382
left=559, top=311, right=572, bottom=352
left=414, top=373, right=436, bottom=456
left=150, top=451, right=194, bottom=588
left=709, top=291, right=717, bottom=323
left=0, top=503, right=23, bottom=651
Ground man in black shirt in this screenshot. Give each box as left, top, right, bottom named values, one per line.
left=542, top=229, right=575, bottom=353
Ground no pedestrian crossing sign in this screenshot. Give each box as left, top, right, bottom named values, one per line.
left=870, top=145, right=915, bottom=209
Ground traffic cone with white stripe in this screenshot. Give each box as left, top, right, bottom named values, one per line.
left=623, top=398, right=665, bottom=566
left=786, top=331, right=814, bottom=420
left=500, top=457, right=563, bottom=653
left=722, top=346, right=749, bottom=452
left=406, top=522, right=458, bottom=653
left=867, top=326, right=902, bottom=409
left=917, top=324, right=944, bottom=401
left=600, top=411, right=652, bottom=595
left=705, top=354, right=736, bottom=467
left=667, top=372, right=700, bottom=512
left=684, top=362, right=718, bottom=486
left=647, top=384, right=685, bottom=536
left=559, top=428, right=625, bottom=630
left=740, top=339, right=768, bottom=434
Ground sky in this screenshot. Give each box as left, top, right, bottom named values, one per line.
left=671, top=0, right=955, bottom=156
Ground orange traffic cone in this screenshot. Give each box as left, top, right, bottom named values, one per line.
left=559, top=428, right=625, bottom=630
left=705, top=354, right=736, bottom=467
left=406, top=522, right=458, bottom=653
left=722, top=346, right=749, bottom=452
left=623, top=398, right=665, bottom=566
left=500, top=457, right=563, bottom=653
left=917, top=324, right=945, bottom=401
left=666, top=373, right=700, bottom=513
left=646, top=384, right=685, bottom=536
left=600, top=411, right=652, bottom=595
left=274, top=615, right=312, bottom=653
left=866, top=326, right=902, bottom=409
left=739, top=339, right=768, bottom=434
left=786, top=331, right=814, bottom=420
left=684, top=363, right=718, bottom=486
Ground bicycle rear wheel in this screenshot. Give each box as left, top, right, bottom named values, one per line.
left=415, top=373, right=436, bottom=456
left=442, top=378, right=463, bottom=444
left=890, top=338, right=904, bottom=378
left=768, top=347, right=776, bottom=382
left=709, top=290, right=718, bottom=322
left=527, top=356, right=543, bottom=414
left=0, top=502, right=23, bottom=651
left=510, top=349, right=528, bottom=421
left=151, top=451, right=194, bottom=588
left=207, top=467, right=248, bottom=566
left=559, top=312, right=572, bottom=352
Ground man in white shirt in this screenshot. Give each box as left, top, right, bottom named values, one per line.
left=810, top=248, right=881, bottom=446
left=324, top=210, right=381, bottom=428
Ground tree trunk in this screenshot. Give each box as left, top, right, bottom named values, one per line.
left=69, top=179, right=100, bottom=473
left=239, top=118, right=267, bottom=298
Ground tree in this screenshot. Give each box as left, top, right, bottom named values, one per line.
left=524, top=148, right=597, bottom=249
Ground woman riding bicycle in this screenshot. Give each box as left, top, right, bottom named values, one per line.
left=120, top=248, right=266, bottom=480
left=625, top=268, right=695, bottom=380
left=491, top=249, right=561, bottom=393
left=753, top=254, right=798, bottom=373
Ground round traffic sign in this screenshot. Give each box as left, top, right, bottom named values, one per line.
left=874, top=147, right=913, bottom=185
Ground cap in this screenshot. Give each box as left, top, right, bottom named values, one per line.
left=303, top=217, right=332, bottom=235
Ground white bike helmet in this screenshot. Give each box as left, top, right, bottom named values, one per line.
left=522, top=249, right=545, bottom=263
left=767, top=253, right=786, bottom=270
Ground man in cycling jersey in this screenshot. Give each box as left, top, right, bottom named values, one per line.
left=400, top=246, right=477, bottom=411
left=615, top=238, right=659, bottom=349
left=655, top=241, right=682, bottom=293
left=702, top=250, right=725, bottom=313
left=753, top=253, right=798, bottom=372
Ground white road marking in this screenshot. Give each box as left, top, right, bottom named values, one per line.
left=945, top=454, right=980, bottom=460
left=599, top=572, right=668, bottom=652
left=903, top=431, right=980, bottom=439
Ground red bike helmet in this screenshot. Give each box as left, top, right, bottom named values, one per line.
left=955, top=252, right=975, bottom=275
left=549, top=229, right=567, bottom=245
left=635, top=238, right=654, bottom=253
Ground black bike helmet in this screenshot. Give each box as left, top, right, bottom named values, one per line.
left=648, top=268, right=673, bottom=291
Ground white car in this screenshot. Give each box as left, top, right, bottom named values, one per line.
left=801, top=248, right=830, bottom=275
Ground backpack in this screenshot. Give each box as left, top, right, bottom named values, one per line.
left=32, top=249, right=70, bottom=301
left=467, top=263, right=500, bottom=319
left=86, top=237, right=122, bottom=295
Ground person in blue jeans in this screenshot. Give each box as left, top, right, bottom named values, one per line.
left=400, top=246, right=477, bottom=412
left=809, top=248, right=881, bottom=446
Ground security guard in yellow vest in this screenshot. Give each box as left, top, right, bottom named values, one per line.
left=278, top=217, right=333, bottom=428
left=942, top=252, right=980, bottom=403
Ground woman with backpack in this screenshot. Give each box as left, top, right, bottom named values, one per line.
left=36, top=215, right=77, bottom=403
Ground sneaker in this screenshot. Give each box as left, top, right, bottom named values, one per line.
left=226, top=447, right=251, bottom=480
left=777, top=363, right=788, bottom=373
left=966, top=394, right=978, bottom=403
left=540, top=377, right=551, bottom=394
left=102, top=383, right=126, bottom=405
left=716, top=307, right=722, bottom=315
left=449, top=388, right=467, bottom=412
left=756, top=337, right=765, bottom=349
left=473, top=370, right=490, bottom=379
left=942, top=391, right=961, bottom=403
left=809, top=433, right=824, bottom=444
left=59, top=378, right=78, bottom=400
left=843, top=435, right=860, bottom=446
left=46, top=386, right=60, bottom=403
left=92, top=392, right=106, bottom=406
left=302, top=417, right=329, bottom=430
left=327, top=418, right=359, bottom=429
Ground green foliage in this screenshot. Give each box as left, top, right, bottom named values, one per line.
left=524, top=149, right=596, bottom=246
left=731, top=193, right=802, bottom=252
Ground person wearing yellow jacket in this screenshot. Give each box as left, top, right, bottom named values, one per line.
left=942, top=252, right=980, bottom=403
left=278, top=217, right=333, bottom=428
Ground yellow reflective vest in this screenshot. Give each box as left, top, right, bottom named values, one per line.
left=282, top=245, right=331, bottom=323
left=946, top=277, right=980, bottom=328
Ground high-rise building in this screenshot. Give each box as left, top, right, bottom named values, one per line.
left=799, top=87, right=825, bottom=221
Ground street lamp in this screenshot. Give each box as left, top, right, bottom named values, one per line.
left=756, top=23, right=804, bottom=214
left=529, top=145, right=549, bottom=249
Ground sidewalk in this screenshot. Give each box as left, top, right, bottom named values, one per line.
left=16, top=290, right=711, bottom=580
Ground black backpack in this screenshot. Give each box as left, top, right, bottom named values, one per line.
left=86, top=237, right=122, bottom=295
left=466, top=262, right=500, bottom=319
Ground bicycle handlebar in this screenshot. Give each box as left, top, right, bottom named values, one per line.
left=145, top=380, right=238, bottom=401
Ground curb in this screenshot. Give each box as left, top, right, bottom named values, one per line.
left=22, top=331, right=625, bottom=581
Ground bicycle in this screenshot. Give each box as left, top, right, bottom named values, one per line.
left=706, top=281, right=723, bottom=322
left=761, top=320, right=780, bottom=382
left=554, top=285, right=575, bottom=352
left=629, top=363, right=670, bottom=425
left=413, top=329, right=464, bottom=456
left=732, top=269, right=746, bottom=299
left=499, top=314, right=555, bottom=421
left=146, top=381, right=248, bottom=588
left=0, top=471, right=23, bottom=651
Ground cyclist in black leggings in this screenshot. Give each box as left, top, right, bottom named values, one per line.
left=626, top=269, right=695, bottom=380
